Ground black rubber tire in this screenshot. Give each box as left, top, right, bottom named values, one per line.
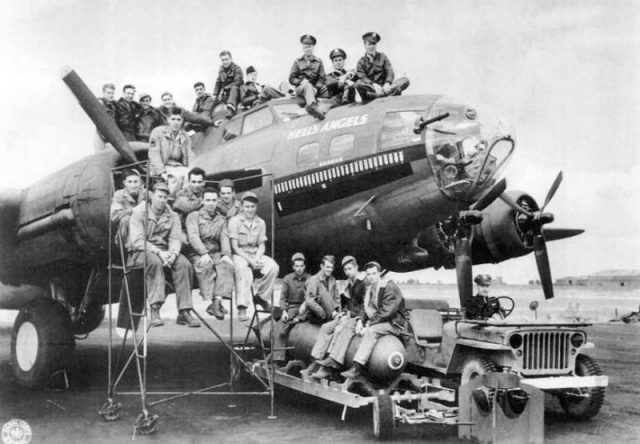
left=10, top=299, right=75, bottom=388
left=460, top=356, right=498, bottom=385
left=559, top=354, right=605, bottom=420
left=372, top=394, right=395, bottom=440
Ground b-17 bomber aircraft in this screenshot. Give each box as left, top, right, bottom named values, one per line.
left=0, top=67, right=582, bottom=388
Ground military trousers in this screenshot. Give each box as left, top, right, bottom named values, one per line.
left=232, top=254, right=279, bottom=309
left=325, top=317, right=358, bottom=365
left=310, top=315, right=351, bottom=361
left=352, top=322, right=402, bottom=366
left=128, top=250, right=194, bottom=310
left=355, top=77, right=410, bottom=102
left=272, top=305, right=302, bottom=361
left=294, top=82, right=330, bottom=106
left=190, top=252, right=235, bottom=301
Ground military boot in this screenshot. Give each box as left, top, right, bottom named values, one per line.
left=305, top=103, right=325, bottom=120
left=340, top=362, right=364, bottom=379
left=205, top=299, right=225, bottom=320
left=177, top=310, right=201, bottom=328
left=148, top=304, right=164, bottom=327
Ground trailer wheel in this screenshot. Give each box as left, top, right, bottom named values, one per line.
left=559, top=354, right=605, bottom=420
left=10, top=299, right=75, bottom=388
left=372, top=394, right=395, bottom=440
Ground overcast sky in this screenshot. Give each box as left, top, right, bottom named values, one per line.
left=0, top=0, right=638, bottom=283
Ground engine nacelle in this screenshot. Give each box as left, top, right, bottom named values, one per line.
left=470, top=190, right=538, bottom=264
left=286, top=321, right=407, bottom=382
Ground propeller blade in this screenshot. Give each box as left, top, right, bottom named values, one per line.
left=541, top=171, right=563, bottom=211
left=542, top=228, right=584, bottom=242
left=499, top=193, right=534, bottom=217
left=61, top=67, right=137, bottom=165
left=533, top=234, right=554, bottom=299
left=472, top=178, right=507, bottom=212
left=455, top=236, right=473, bottom=311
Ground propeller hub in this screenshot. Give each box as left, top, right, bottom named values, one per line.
left=459, top=210, right=483, bottom=225
left=536, top=212, right=554, bottom=225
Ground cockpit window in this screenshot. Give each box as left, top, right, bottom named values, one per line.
left=272, top=103, right=308, bottom=122
left=242, top=107, right=274, bottom=135
left=380, top=111, right=422, bottom=150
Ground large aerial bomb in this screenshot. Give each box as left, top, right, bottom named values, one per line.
left=275, top=321, right=407, bottom=382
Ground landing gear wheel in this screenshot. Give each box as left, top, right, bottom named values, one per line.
left=11, top=299, right=75, bottom=388
left=559, top=354, right=605, bottom=420
left=134, top=412, right=158, bottom=435
left=98, top=400, right=122, bottom=421
left=372, top=394, right=395, bottom=440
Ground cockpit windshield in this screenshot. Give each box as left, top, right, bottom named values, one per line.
left=425, top=96, right=515, bottom=202
left=272, top=103, right=308, bottom=121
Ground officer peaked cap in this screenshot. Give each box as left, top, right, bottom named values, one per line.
left=329, top=48, right=347, bottom=60
left=341, top=255, right=357, bottom=267
left=362, top=32, right=381, bottom=44
left=246, top=65, right=256, bottom=75
left=474, top=274, right=492, bottom=286
left=300, top=34, right=317, bottom=45
left=364, top=261, right=382, bottom=271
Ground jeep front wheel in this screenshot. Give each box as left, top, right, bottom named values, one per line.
left=461, top=357, right=498, bottom=385
left=559, top=354, right=605, bottom=420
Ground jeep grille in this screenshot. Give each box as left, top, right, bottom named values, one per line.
left=521, top=331, right=571, bottom=375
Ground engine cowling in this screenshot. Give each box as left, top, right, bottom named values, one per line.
left=470, top=190, right=539, bottom=264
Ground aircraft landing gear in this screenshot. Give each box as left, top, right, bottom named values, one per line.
left=134, top=411, right=158, bottom=435
left=10, top=298, right=75, bottom=388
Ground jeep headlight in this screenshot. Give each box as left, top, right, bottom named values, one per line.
left=509, top=333, right=523, bottom=349
left=570, top=333, right=585, bottom=348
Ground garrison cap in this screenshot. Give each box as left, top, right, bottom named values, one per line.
left=246, top=65, right=256, bottom=75
left=329, top=48, right=347, bottom=60
left=241, top=191, right=259, bottom=203
left=341, top=255, right=357, bottom=267
left=362, top=32, right=381, bottom=44
left=139, top=93, right=151, bottom=102
left=152, top=180, right=170, bottom=193
left=218, top=178, right=235, bottom=190
left=322, top=255, right=336, bottom=265
left=291, top=252, right=305, bottom=263
left=364, top=261, right=382, bottom=271
left=300, top=34, right=317, bottom=45
left=474, top=274, right=492, bottom=286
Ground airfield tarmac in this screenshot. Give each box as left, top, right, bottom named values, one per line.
left=1, top=310, right=639, bottom=444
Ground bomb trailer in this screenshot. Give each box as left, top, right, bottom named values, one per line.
left=255, top=297, right=608, bottom=441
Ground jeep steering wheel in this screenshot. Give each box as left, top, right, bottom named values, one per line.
left=496, top=296, right=515, bottom=318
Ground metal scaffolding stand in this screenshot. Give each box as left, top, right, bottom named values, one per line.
left=98, top=164, right=277, bottom=436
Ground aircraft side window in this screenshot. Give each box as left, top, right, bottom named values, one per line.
left=380, top=111, right=422, bottom=150
left=329, top=134, right=355, bottom=158
left=222, top=117, right=243, bottom=142
left=242, top=107, right=274, bottom=135
left=297, top=142, right=320, bottom=165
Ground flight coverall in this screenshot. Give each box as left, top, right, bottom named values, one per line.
left=148, top=125, right=195, bottom=196
left=213, top=62, right=244, bottom=111
left=110, top=188, right=146, bottom=245
left=326, top=68, right=357, bottom=105
left=288, top=55, right=330, bottom=106
left=272, top=271, right=311, bottom=361
left=115, top=98, right=141, bottom=141
left=323, top=275, right=367, bottom=365
left=240, top=82, right=284, bottom=108
left=351, top=279, right=408, bottom=366
left=191, top=94, right=215, bottom=131
left=307, top=271, right=342, bottom=361
left=355, top=52, right=409, bottom=102
left=227, top=213, right=279, bottom=308
left=186, top=207, right=234, bottom=302
left=127, top=202, right=194, bottom=310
